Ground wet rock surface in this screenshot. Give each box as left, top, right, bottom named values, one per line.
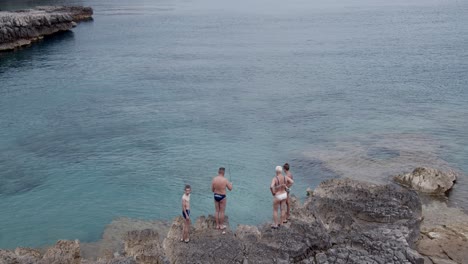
left=416, top=201, right=468, bottom=264
left=0, top=6, right=93, bottom=51
left=394, top=167, right=458, bottom=195
left=4, top=178, right=464, bottom=264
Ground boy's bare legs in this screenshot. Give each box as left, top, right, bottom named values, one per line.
left=184, top=217, right=190, bottom=241
left=285, top=195, right=290, bottom=220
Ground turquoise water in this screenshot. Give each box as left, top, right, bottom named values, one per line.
left=1, top=0, right=467, bottom=249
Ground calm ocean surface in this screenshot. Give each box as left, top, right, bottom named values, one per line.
left=0, top=0, right=467, bottom=249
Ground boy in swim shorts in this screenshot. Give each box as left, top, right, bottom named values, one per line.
left=181, top=184, right=191, bottom=242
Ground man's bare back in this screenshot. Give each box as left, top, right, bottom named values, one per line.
left=212, top=176, right=232, bottom=195
left=211, top=167, right=232, bottom=231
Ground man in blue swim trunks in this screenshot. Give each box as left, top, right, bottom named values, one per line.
left=211, top=167, right=233, bottom=232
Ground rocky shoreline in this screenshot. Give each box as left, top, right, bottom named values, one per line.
left=1, top=165, right=467, bottom=264
left=0, top=6, right=93, bottom=51
left=2, top=176, right=467, bottom=264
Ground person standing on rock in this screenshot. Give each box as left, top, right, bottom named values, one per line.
left=270, top=166, right=294, bottom=228
left=283, top=163, right=294, bottom=221
left=211, top=167, right=233, bottom=233
left=181, top=184, right=191, bottom=242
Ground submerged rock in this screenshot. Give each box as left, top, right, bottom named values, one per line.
left=416, top=201, right=468, bottom=264
left=0, top=6, right=93, bottom=51
left=394, top=167, right=457, bottom=195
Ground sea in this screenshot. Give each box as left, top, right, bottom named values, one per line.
left=0, top=0, right=467, bottom=249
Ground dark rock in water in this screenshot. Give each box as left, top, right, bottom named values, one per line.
left=394, top=167, right=458, bottom=195
left=0, top=6, right=93, bottom=51
left=366, top=146, right=400, bottom=160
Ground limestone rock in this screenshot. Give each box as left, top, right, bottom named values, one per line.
left=0, top=249, right=18, bottom=264
left=0, top=178, right=431, bottom=264
left=14, top=248, right=42, bottom=263
left=163, top=215, right=244, bottom=264
left=124, top=229, right=165, bottom=264
left=162, top=178, right=423, bottom=264
left=82, top=257, right=137, bottom=264
left=304, top=178, right=424, bottom=264
left=418, top=223, right=468, bottom=264
left=40, top=240, right=80, bottom=264
left=0, top=6, right=93, bottom=51
left=394, top=167, right=457, bottom=195
left=235, top=225, right=261, bottom=241
left=36, top=6, right=93, bottom=22
left=194, top=214, right=229, bottom=230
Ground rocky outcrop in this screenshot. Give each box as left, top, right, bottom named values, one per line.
left=159, top=178, right=424, bottom=263
left=0, top=240, right=80, bottom=264
left=0, top=6, right=93, bottom=51
left=289, top=178, right=423, bottom=264
left=36, top=6, right=93, bottom=22
left=394, top=167, right=458, bottom=195
left=40, top=240, right=81, bottom=264
left=124, top=229, right=166, bottom=264
left=0, top=178, right=430, bottom=264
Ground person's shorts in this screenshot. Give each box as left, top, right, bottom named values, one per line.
left=182, top=209, right=190, bottom=219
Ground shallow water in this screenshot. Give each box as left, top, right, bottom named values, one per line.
left=0, top=0, right=467, bottom=249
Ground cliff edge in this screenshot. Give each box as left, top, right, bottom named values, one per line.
left=0, top=6, right=93, bottom=51
left=0, top=178, right=430, bottom=264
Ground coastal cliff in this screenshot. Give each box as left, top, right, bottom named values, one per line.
left=0, top=6, right=93, bottom=51
left=1, top=178, right=445, bottom=264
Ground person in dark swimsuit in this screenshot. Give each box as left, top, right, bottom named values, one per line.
left=211, top=167, right=233, bottom=233
left=181, top=185, right=191, bottom=242
left=214, top=193, right=226, bottom=202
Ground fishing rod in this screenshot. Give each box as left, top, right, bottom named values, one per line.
left=228, top=162, right=232, bottom=182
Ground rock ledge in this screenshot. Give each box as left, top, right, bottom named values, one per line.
left=0, top=178, right=429, bottom=264
left=0, top=6, right=93, bottom=51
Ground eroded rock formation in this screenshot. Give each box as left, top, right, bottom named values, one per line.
left=162, top=178, right=424, bottom=263
left=394, top=167, right=458, bottom=195
left=0, top=178, right=451, bottom=264
left=0, top=6, right=93, bottom=51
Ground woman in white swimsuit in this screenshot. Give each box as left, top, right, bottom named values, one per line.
left=270, top=166, right=294, bottom=228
